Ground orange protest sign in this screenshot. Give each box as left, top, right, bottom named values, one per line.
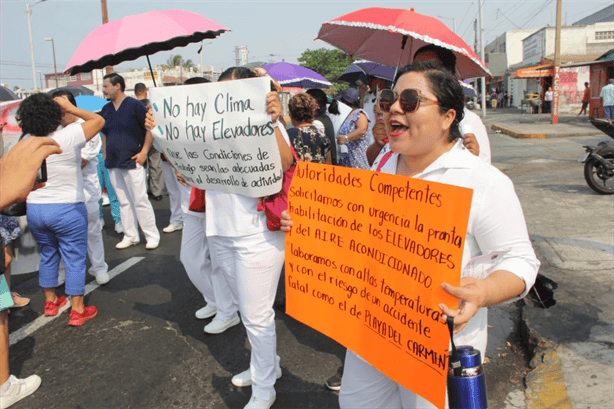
left=285, top=161, right=473, bottom=409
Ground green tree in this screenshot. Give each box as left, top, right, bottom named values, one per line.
left=298, top=48, right=353, bottom=95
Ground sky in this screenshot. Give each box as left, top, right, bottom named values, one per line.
left=1, top=0, right=611, bottom=90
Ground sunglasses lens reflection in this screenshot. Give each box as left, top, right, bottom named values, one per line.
left=400, top=89, right=420, bottom=113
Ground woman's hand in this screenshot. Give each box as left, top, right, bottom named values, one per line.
left=53, top=95, right=75, bottom=114
left=176, top=172, right=188, bottom=186
left=439, top=277, right=488, bottom=334
left=266, top=92, right=282, bottom=123
left=372, top=118, right=388, bottom=146
left=336, top=134, right=349, bottom=145
left=439, top=271, right=526, bottom=334
left=145, top=107, right=156, bottom=130
left=280, top=210, right=293, bottom=232
left=463, top=133, right=480, bottom=157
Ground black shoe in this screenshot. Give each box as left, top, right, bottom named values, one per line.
left=325, top=374, right=341, bottom=391
left=152, top=195, right=163, bottom=201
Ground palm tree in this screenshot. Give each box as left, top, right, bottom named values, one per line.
left=164, top=54, right=184, bottom=69
left=183, top=59, right=196, bottom=71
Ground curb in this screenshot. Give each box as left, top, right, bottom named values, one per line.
left=491, top=124, right=545, bottom=139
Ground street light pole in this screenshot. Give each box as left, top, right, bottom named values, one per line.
left=37, top=71, right=43, bottom=89
left=26, top=0, right=48, bottom=90
left=437, top=16, right=457, bottom=33
left=45, top=38, right=58, bottom=88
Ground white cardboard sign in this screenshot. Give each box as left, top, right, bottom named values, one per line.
left=149, top=77, right=282, bottom=197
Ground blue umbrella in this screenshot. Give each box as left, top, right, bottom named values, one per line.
left=353, top=60, right=395, bottom=81
left=75, top=95, right=107, bottom=112
left=460, top=80, right=477, bottom=98
left=337, top=64, right=368, bottom=85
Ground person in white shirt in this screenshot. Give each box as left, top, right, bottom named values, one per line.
left=203, top=67, right=294, bottom=409
left=281, top=61, right=539, bottom=408
left=413, top=44, right=491, bottom=164
left=51, top=90, right=109, bottom=285
left=19, top=93, right=104, bottom=326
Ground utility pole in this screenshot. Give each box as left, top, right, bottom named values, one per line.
left=101, top=0, right=113, bottom=74
left=479, top=0, right=486, bottom=117
left=552, top=0, right=562, bottom=124
left=26, top=0, right=47, bottom=90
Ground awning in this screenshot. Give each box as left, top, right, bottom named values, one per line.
left=511, top=64, right=554, bottom=79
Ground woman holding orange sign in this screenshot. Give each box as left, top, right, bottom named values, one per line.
left=281, top=61, right=540, bottom=408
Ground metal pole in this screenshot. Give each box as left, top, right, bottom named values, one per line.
left=200, top=41, right=203, bottom=76
left=479, top=0, right=486, bottom=117
left=46, top=38, right=58, bottom=88
left=38, top=71, right=43, bottom=89
left=26, top=4, right=37, bottom=90
left=101, top=0, right=113, bottom=75
left=552, top=0, right=562, bottom=124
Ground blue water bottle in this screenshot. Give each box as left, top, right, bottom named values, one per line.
left=446, top=318, right=488, bottom=409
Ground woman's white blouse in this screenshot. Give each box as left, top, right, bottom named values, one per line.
left=373, top=140, right=540, bottom=354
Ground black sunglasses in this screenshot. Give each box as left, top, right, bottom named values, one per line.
left=378, top=89, right=439, bottom=113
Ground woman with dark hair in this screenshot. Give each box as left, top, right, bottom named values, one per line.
left=288, top=93, right=331, bottom=164
left=18, top=93, right=105, bottom=326
left=306, top=89, right=337, bottom=164
left=203, top=66, right=293, bottom=409
left=281, top=61, right=539, bottom=408
left=335, top=88, right=370, bottom=169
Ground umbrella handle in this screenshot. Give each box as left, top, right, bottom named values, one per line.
left=393, top=35, right=410, bottom=84
left=147, top=55, right=157, bottom=87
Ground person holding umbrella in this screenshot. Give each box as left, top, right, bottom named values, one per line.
left=412, top=44, right=490, bottom=164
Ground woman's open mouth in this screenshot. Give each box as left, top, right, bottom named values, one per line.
left=389, top=120, right=407, bottom=137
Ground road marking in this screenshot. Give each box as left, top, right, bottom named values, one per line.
left=9, top=257, right=144, bottom=346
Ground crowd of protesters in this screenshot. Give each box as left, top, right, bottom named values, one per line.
left=1, top=40, right=540, bottom=408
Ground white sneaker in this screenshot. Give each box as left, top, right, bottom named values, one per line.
left=195, top=305, right=217, bottom=319
left=0, top=374, right=42, bottom=409
left=145, top=241, right=159, bottom=250
left=232, top=367, right=282, bottom=387
left=95, top=272, right=110, bottom=285
left=114, top=222, right=124, bottom=234
left=163, top=222, right=183, bottom=233
left=204, top=316, right=240, bottom=334
left=244, top=392, right=276, bottom=409
left=116, top=239, right=139, bottom=249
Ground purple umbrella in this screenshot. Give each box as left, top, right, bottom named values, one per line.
left=260, top=62, right=332, bottom=89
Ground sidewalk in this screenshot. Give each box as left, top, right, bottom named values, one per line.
left=476, top=108, right=604, bottom=139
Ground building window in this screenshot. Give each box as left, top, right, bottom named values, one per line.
left=69, top=75, right=77, bottom=82
left=498, top=43, right=506, bottom=53
left=595, top=31, right=614, bottom=40
left=81, top=73, right=91, bottom=80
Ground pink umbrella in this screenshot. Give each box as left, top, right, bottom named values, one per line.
left=64, top=9, right=229, bottom=86
left=316, top=7, right=491, bottom=80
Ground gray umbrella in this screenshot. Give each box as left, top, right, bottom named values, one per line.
left=0, top=86, right=19, bottom=102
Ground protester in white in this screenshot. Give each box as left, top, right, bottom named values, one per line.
left=361, top=76, right=387, bottom=145
left=50, top=91, right=109, bottom=286
left=202, top=67, right=294, bottom=409
left=413, top=44, right=492, bottom=164
left=160, top=161, right=190, bottom=233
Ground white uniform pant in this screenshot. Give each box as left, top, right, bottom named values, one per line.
left=208, top=231, right=285, bottom=400
left=180, top=213, right=223, bottom=307
left=108, top=165, right=160, bottom=244
left=161, top=161, right=190, bottom=225
left=340, top=309, right=488, bottom=409
left=85, top=199, right=108, bottom=276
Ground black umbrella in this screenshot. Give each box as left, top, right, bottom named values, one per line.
left=47, top=86, right=95, bottom=98
left=0, top=86, right=19, bottom=102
